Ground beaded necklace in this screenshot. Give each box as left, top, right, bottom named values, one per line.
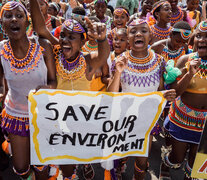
left=162, top=45, right=185, bottom=64
left=1, top=41, right=43, bottom=74
left=151, top=24, right=172, bottom=40
left=171, top=7, right=184, bottom=26
left=54, top=45, right=86, bottom=81
left=82, top=41, right=98, bottom=53
left=125, top=50, right=162, bottom=74
left=192, top=53, right=207, bottom=79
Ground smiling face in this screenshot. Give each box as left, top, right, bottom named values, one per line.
left=194, top=29, right=207, bottom=58
left=112, top=30, right=128, bottom=55
left=157, top=3, right=172, bottom=23
left=59, top=26, right=85, bottom=60
left=128, top=23, right=151, bottom=52
left=113, top=13, right=128, bottom=28
left=1, top=6, right=29, bottom=40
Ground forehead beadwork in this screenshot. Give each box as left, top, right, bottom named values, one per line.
left=114, top=8, right=129, bottom=17
left=172, top=28, right=192, bottom=40
left=151, top=1, right=170, bottom=15
left=0, top=1, right=29, bottom=21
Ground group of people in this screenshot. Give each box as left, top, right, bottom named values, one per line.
left=0, top=0, right=206, bottom=180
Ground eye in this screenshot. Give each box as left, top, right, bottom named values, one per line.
left=196, top=34, right=201, bottom=38
left=16, top=14, right=23, bottom=18
left=69, top=35, right=75, bottom=40
left=4, top=13, right=12, bottom=18
left=130, top=28, right=136, bottom=34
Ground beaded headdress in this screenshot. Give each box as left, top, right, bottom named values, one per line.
left=172, top=28, right=191, bottom=40
left=71, top=13, right=85, bottom=21
left=114, top=8, right=129, bottom=17
left=128, top=19, right=149, bottom=27
left=50, top=2, right=60, bottom=12
left=62, top=19, right=87, bottom=39
left=42, top=0, right=49, bottom=6
left=151, top=1, right=170, bottom=17
left=0, top=1, right=29, bottom=21
left=197, top=21, right=207, bottom=32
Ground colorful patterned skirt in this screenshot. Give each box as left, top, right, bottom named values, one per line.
left=164, top=97, right=207, bottom=144
left=1, top=109, right=29, bottom=137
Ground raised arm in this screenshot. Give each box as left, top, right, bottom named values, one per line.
left=85, top=17, right=110, bottom=72
left=29, top=0, right=59, bottom=45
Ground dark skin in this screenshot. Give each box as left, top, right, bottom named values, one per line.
left=108, top=23, right=176, bottom=180
left=150, top=3, right=172, bottom=44
left=0, top=6, right=56, bottom=180
left=151, top=33, right=188, bottom=61
left=161, top=28, right=207, bottom=180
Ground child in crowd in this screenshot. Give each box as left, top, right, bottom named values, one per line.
left=107, top=19, right=176, bottom=180
left=150, top=0, right=172, bottom=44
left=186, top=0, right=201, bottom=31
left=107, top=6, right=129, bottom=50
left=0, top=2, right=57, bottom=179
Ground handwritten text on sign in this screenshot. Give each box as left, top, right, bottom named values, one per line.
left=28, top=90, right=166, bottom=165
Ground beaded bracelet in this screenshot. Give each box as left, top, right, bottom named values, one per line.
left=96, top=37, right=107, bottom=43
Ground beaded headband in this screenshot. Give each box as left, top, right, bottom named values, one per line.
left=114, top=8, right=129, bottom=17
left=71, top=13, right=85, bottom=21
left=50, top=2, right=60, bottom=12
left=172, top=28, right=191, bottom=40
left=151, top=1, right=170, bottom=16
left=128, top=19, right=148, bottom=27
left=197, top=21, right=207, bottom=32
left=0, top=1, right=29, bottom=21
left=94, top=0, right=107, bottom=4
left=62, top=19, right=87, bottom=39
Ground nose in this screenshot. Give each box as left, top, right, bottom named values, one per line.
left=11, top=15, right=17, bottom=22
left=135, top=30, right=142, bottom=36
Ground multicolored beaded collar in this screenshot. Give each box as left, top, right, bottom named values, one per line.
left=54, top=45, right=86, bottom=81
left=170, top=7, right=184, bottom=26
left=198, top=21, right=207, bottom=32
left=162, top=46, right=185, bottom=65
left=150, top=24, right=172, bottom=40
left=82, top=41, right=98, bottom=53
left=1, top=41, right=44, bottom=74
left=128, top=50, right=154, bottom=64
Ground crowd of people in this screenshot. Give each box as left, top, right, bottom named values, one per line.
left=0, top=0, right=206, bottom=179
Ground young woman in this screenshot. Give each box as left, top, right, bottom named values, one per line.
left=161, top=21, right=207, bottom=180
left=29, top=0, right=110, bottom=178
left=150, top=0, right=172, bottom=44
left=167, top=0, right=187, bottom=26
left=107, top=19, right=176, bottom=180
left=0, top=1, right=57, bottom=179
left=151, top=21, right=191, bottom=65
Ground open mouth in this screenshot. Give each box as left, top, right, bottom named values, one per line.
left=62, top=45, right=72, bottom=54
left=197, top=45, right=207, bottom=51
left=114, top=44, right=121, bottom=49
left=134, top=40, right=144, bottom=47
left=10, top=25, right=20, bottom=33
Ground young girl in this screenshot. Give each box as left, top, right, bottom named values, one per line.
left=94, top=0, right=112, bottom=33
left=150, top=0, right=172, bottom=44
left=107, top=6, right=129, bottom=50
left=186, top=0, right=201, bottom=31
left=29, top=0, right=110, bottom=179
left=107, top=19, right=176, bottom=180
left=167, top=0, right=187, bottom=26
left=161, top=21, right=207, bottom=180
left=0, top=1, right=57, bottom=179
left=151, top=21, right=191, bottom=65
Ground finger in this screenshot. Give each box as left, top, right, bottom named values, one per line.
left=85, top=16, right=93, bottom=29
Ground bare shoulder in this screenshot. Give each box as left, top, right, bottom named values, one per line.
left=176, top=54, right=189, bottom=69
left=151, top=39, right=166, bottom=54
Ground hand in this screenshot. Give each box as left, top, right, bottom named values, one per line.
left=95, top=69, right=102, bottom=78
left=115, top=56, right=128, bottom=73
left=189, top=58, right=201, bottom=75
left=85, top=17, right=106, bottom=41
left=163, top=89, right=176, bottom=101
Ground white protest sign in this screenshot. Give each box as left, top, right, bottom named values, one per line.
left=29, top=90, right=166, bottom=165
